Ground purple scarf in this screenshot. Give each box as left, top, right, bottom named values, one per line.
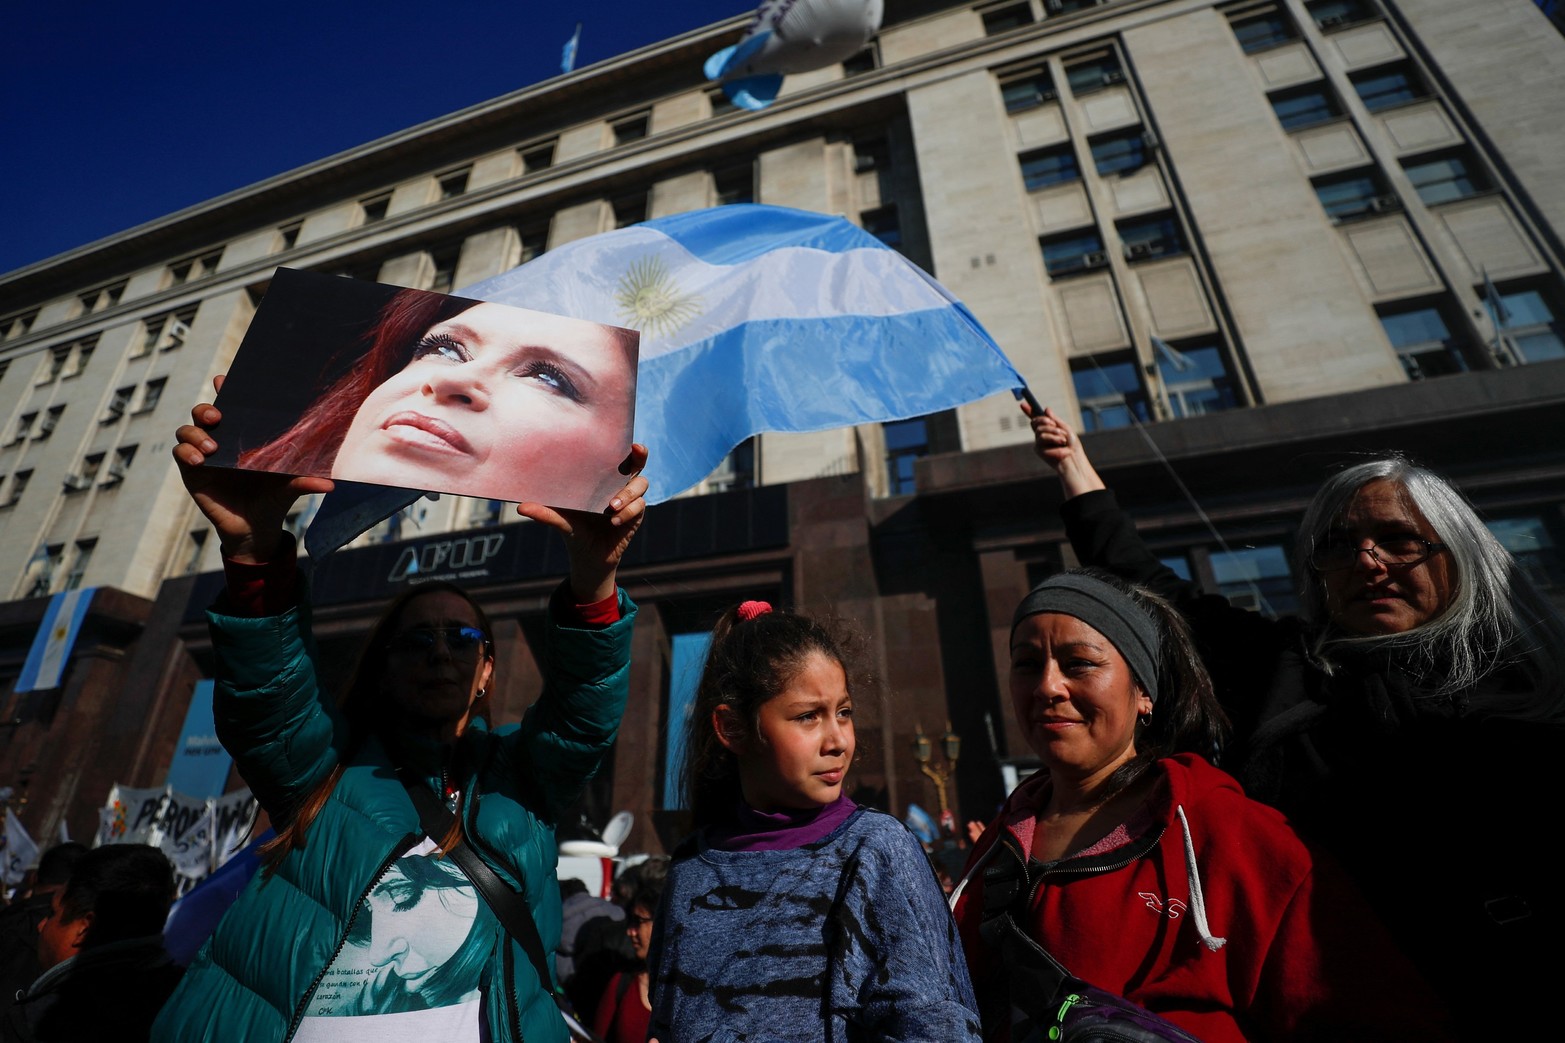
left=708, top=793, right=859, bottom=852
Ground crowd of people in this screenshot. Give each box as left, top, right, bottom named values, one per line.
left=4, top=352, right=1559, bottom=1043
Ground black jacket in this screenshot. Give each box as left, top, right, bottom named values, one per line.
left=1062, top=489, right=1561, bottom=1040
left=7, top=936, right=182, bottom=1043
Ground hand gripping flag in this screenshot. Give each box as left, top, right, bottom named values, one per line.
left=465, top=203, right=1023, bottom=504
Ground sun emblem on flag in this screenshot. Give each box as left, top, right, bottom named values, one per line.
left=615, top=255, right=703, bottom=339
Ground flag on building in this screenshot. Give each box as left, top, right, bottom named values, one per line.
left=561, top=22, right=582, bottom=74
left=1, top=810, right=39, bottom=888
left=1152, top=334, right=1196, bottom=372
left=15, top=587, right=96, bottom=693
left=462, top=204, right=1026, bottom=503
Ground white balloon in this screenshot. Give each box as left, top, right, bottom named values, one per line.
left=706, top=0, right=885, bottom=110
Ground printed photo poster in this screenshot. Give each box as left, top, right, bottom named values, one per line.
left=209, top=268, right=640, bottom=513
left=305, top=839, right=495, bottom=1019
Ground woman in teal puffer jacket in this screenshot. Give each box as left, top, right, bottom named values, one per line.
left=154, top=379, right=649, bottom=1042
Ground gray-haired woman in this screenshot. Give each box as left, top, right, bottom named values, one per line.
left=1024, top=403, right=1564, bottom=1041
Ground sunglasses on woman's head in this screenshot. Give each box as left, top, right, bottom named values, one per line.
left=387, top=625, right=488, bottom=657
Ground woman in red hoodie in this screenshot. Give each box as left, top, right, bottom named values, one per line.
left=952, top=570, right=1452, bottom=1042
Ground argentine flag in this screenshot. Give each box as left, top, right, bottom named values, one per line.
left=16, top=587, right=95, bottom=693
left=466, top=204, right=1023, bottom=503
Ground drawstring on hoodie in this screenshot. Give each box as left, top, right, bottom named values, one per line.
left=1175, top=804, right=1227, bottom=952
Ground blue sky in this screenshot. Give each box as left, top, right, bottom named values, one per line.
left=1, top=0, right=748, bottom=276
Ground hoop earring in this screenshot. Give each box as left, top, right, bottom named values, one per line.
left=1137, top=710, right=1152, bottom=727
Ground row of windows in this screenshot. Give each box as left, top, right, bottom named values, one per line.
left=1380, top=287, right=1565, bottom=377
left=1152, top=501, right=1565, bottom=622
left=1229, top=0, right=1382, bottom=54
left=4, top=405, right=65, bottom=447
left=19, top=537, right=98, bottom=598
left=982, top=0, right=1116, bottom=37
left=2, top=446, right=142, bottom=507
left=1309, top=150, right=1489, bottom=222
left=1071, top=343, right=1241, bottom=433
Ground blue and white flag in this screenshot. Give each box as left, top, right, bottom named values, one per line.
left=561, top=22, right=582, bottom=74
left=16, top=587, right=95, bottom=693
left=463, top=204, right=1024, bottom=503
left=1, top=811, right=39, bottom=888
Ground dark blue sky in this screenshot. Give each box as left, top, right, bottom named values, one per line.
left=1, top=0, right=747, bottom=276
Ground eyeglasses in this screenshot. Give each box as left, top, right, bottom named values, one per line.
left=386, top=625, right=488, bottom=658
left=624, top=914, right=653, bottom=929
left=1308, top=536, right=1447, bottom=571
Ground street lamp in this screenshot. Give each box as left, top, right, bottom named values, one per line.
left=913, top=721, right=961, bottom=833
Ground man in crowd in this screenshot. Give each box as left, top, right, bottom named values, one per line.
left=5, top=844, right=182, bottom=1042
left=0, top=841, right=86, bottom=1019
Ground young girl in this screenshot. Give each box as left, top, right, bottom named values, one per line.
left=647, top=601, right=981, bottom=1042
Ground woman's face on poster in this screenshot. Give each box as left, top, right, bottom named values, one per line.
left=334, top=302, right=636, bottom=509
left=365, top=859, right=480, bottom=988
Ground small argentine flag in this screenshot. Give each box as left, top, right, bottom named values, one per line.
left=561, top=22, right=582, bottom=74
left=464, top=204, right=1026, bottom=503
left=16, top=587, right=96, bottom=693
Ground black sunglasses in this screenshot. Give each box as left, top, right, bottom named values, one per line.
left=387, top=625, right=488, bottom=657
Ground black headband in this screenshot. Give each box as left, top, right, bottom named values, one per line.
left=1010, top=573, right=1161, bottom=703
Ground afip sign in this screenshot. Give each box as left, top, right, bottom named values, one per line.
left=167, top=680, right=230, bottom=800
left=388, top=532, right=506, bottom=584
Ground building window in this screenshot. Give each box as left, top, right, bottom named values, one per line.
left=1155, top=341, right=1241, bottom=417
left=1379, top=304, right=1467, bottom=379
left=360, top=193, right=391, bottom=224
left=1350, top=62, right=1426, bottom=111
left=1487, top=513, right=1565, bottom=591
left=1020, top=146, right=1080, bottom=190
left=138, top=307, right=195, bottom=356
left=1047, top=0, right=1103, bottom=14
left=1228, top=5, right=1297, bottom=52
left=1000, top=67, right=1057, bottom=112
left=705, top=438, right=757, bottom=494
left=861, top=205, right=902, bottom=248
left=65, top=338, right=96, bottom=378
left=1403, top=151, right=1488, bottom=205
left=1497, top=288, right=1565, bottom=363
left=7, top=413, right=37, bottom=446
left=1118, top=214, right=1186, bottom=261
left=1314, top=169, right=1397, bottom=220
left=1, top=310, right=37, bottom=339
left=1306, top=0, right=1376, bottom=32
left=883, top=419, right=929, bottom=495
left=68, top=452, right=103, bottom=492
left=842, top=45, right=878, bottom=76
left=1073, top=357, right=1151, bottom=432
left=2, top=469, right=31, bottom=508
left=137, top=377, right=167, bottom=414
left=612, top=113, right=650, bottom=146
left=1090, top=129, right=1150, bottom=176
left=471, top=499, right=506, bottom=527
left=613, top=194, right=648, bottom=229
left=437, top=168, right=470, bottom=200
left=518, top=225, right=549, bottom=264
left=1041, top=230, right=1109, bottom=277
left=182, top=530, right=208, bottom=575
left=714, top=164, right=755, bottom=206
left=1065, top=52, right=1127, bottom=95
left=981, top=2, right=1034, bottom=35
left=78, top=281, right=126, bottom=314
left=1270, top=83, right=1341, bottom=130
left=37, top=406, right=64, bottom=439
left=279, top=222, right=302, bottom=251
left=1209, top=543, right=1298, bottom=617
left=521, top=142, right=556, bottom=172
left=26, top=544, right=64, bottom=598
left=706, top=87, right=738, bottom=117
left=103, top=386, right=135, bottom=423
left=169, top=250, right=222, bottom=285
left=105, top=445, right=136, bottom=485
left=852, top=137, right=891, bottom=174
left=429, top=245, right=461, bottom=294
left=40, top=345, right=70, bottom=383
left=64, top=539, right=96, bottom=591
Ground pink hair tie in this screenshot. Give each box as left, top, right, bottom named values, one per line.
left=736, top=600, right=773, bottom=622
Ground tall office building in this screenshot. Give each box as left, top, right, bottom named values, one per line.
left=2, top=0, right=1562, bottom=848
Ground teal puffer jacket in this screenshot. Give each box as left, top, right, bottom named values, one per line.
left=152, top=587, right=635, bottom=1042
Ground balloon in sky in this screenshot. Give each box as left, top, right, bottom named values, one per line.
left=706, top=0, right=885, bottom=111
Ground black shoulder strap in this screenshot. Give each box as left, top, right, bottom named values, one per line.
left=401, top=773, right=605, bottom=1043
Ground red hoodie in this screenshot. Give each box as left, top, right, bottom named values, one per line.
left=953, top=753, right=1454, bottom=1042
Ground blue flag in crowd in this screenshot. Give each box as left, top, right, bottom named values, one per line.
left=16, top=587, right=96, bottom=693
left=465, top=204, right=1024, bottom=504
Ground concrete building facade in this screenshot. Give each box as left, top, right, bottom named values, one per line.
left=2, top=0, right=1563, bottom=851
